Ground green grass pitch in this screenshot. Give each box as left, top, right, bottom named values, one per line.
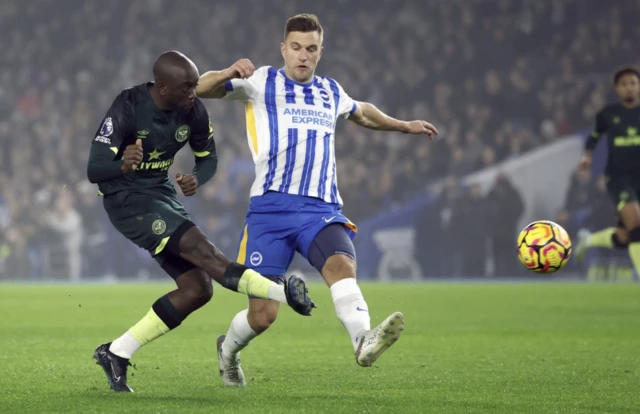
left=1, top=282, right=639, bottom=413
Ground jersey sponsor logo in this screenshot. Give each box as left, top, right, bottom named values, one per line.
left=283, top=107, right=334, bottom=128
left=148, top=148, right=166, bottom=161
left=152, top=219, right=167, bottom=235
left=137, top=130, right=149, bottom=139
left=138, top=158, right=174, bottom=171
left=614, top=127, right=640, bottom=146
left=249, top=251, right=263, bottom=266
left=94, top=135, right=111, bottom=144
left=175, top=125, right=190, bottom=142
left=100, top=117, right=114, bottom=137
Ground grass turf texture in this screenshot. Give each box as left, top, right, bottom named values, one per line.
left=0, top=283, right=639, bottom=413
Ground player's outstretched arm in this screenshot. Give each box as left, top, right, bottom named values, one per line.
left=348, top=101, right=438, bottom=139
left=197, top=58, right=255, bottom=99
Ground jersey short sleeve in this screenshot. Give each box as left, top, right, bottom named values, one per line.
left=92, top=89, right=136, bottom=153
left=328, top=78, right=357, bottom=119
left=189, top=101, right=216, bottom=157
left=223, top=66, right=270, bottom=103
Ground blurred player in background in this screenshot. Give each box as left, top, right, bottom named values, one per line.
left=575, top=67, right=640, bottom=272
left=87, top=51, right=315, bottom=393
left=197, top=14, right=438, bottom=386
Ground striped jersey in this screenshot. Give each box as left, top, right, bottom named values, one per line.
left=223, top=66, right=357, bottom=205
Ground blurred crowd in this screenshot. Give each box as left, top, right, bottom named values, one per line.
left=1, top=0, right=639, bottom=279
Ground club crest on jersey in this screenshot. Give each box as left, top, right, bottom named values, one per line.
left=175, top=125, right=190, bottom=142
left=100, top=117, right=113, bottom=137
left=152, top=219, right=167, bottom=235
left=319, top=89, right=331, bottom=104
left=250, top=251, right=263, bottom=266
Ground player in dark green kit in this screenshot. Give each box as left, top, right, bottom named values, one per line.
left=88, top=51, right=315, bottom=393
left=575, top=67, right=640, bottom=274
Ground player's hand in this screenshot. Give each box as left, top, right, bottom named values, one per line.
left=404, top=120, right=439, bottom=139
left=578, top=155, right=592, bottom=171
left=121, top=139, right=143, bottom=174
left=176, top=173, right=198, bottom=196
left=226, top=58, right=255, bottom=80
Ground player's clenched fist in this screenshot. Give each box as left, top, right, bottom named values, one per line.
left=121, top=139, right=143, bottom=174
left=176, top=173, right=198, bottom=196
left=226, top=58, right=255, bottom=80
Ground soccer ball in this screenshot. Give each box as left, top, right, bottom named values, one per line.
left=517, top=220, right=572, bottom=273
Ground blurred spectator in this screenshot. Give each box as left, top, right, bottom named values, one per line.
left=42, top=188, right=83, bottom=280
left=564, top=169, right=596, bottom=212
left=487, top=172, right=525, bottom=277
left=416, top=176, right=460, bottom=278
left=454, top=183, right=488, bottom=277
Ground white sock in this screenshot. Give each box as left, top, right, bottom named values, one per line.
left=267, top=284, right=287, bottom=303
left=109, top=331, right=142, bottom=359
left=221, top=309, right=258, bottom=362
left=330, top=278, right=371, bottom=350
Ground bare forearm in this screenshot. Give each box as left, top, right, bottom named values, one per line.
left=351, top=102, right=408, bottom=132
left=197, top=70, right=233, bottom=99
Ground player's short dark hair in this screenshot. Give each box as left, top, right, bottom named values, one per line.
left=613, top=67, right=640, bottom=85
left=285, top=14, right=323, bottom=40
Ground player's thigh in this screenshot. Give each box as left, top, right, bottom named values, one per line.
left=305, top=223, right=357, bottom=285
left=236, top=217, right=296, bottom=276
left=104, top=191, right=191, bottom=257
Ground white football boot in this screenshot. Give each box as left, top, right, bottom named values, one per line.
left=217, top=335, right=246, bottom=387
left=355, top=311, right=405, bottom=367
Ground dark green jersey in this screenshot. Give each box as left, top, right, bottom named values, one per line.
left=87, top=82, right=217, bottom=195
left=585, top=103, right=640, bottom=175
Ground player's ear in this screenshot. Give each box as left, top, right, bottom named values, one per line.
left=280, top=42, right=286, bottom=59
left=157, top=81, right=167, bottom=96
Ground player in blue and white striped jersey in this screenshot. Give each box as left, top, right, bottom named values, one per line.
left=197, top=14, right=438, bottom=385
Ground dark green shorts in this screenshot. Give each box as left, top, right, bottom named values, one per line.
left=605, top=174, right=640, bottom=213
left=103, top=187, right=196, bottom=279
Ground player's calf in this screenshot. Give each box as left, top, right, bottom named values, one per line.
left=247, top=299, right=280, bottom=333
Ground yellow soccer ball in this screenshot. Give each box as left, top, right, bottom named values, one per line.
left=517, top=220, right=572, bottom=273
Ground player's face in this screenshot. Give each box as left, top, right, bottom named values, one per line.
left=167, top=76, right=199, bottom=111
left=615, top=74, right=640, bottom=104
left=281, top=31, right=322, bottom=83
left=159, top=66, right=200, bottom=112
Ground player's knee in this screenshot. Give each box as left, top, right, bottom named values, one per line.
left=629, top=227, right=640, bottom=243
left=184, top=278, right=214, bottom=307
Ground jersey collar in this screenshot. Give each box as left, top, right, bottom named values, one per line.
left=279, top=68, right=315, bottom=87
